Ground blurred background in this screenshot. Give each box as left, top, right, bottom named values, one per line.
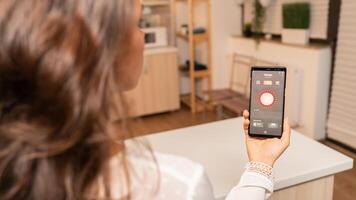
left=122, top=0, right=354, bottom=199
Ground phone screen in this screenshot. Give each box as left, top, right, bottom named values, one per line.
left=249, top=67, right=286, bottom=138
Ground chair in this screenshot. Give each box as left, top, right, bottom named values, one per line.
left=214, top=53, right=253, bottom=118
left=210, top=53, right=253, bottom=103
left=217, top=56, right=277, bottom=119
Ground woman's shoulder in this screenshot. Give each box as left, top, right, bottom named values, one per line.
left=109, top=151, right=215, bottom=200
left=154, top=152, right=205, bottom=178
left=110, top=152, right=206, bottom=185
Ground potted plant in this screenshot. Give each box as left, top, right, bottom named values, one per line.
left=243, top=23, right=253, bottom=37
left=252, top=0, right=266, bottom=42
left=282, top=2, right=310, bottom=45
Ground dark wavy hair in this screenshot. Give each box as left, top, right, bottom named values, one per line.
left=0, top=0, right=152, bottom=199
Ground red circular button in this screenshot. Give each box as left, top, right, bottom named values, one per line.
left=257, top=89, right=277, bottom=108
left=260, top=92, right=274, bottom=106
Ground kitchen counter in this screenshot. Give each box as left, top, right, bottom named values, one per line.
left=140, top=117, right=353, bottom=199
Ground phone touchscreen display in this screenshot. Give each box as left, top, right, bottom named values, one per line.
left=249, top=69, right=286, bottom=137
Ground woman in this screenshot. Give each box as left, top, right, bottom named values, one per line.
left=0, top=0, right=290, bottom=199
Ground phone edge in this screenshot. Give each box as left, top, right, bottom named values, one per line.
left=248, top=66, right=287, bottom=139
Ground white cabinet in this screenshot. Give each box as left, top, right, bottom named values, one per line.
left=124, top=48, right=180, bottom=117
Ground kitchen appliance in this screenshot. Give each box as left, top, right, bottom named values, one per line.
left=142, top=27, right=168, bottom=48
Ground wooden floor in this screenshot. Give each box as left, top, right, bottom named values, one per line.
left=129, top=107, right=355, bottom=200
left=127, top=107, right=222, bottom=137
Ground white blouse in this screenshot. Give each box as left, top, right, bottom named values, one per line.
left=105, top=152, right=273, bottom=200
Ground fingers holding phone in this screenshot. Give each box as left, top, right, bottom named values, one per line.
left=243, top=110, right=250, bottom=134
left=281, top=117, right=291, bottom=148
left=242, top=109, right=291, bottom=167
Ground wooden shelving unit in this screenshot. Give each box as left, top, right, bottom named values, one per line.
left=174, top=0, right=213, bottom=113
left=179, top=66, right=210, bottom=78
left=176, top=32, right=209, bottom=44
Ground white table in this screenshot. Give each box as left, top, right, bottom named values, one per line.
left=141, top=118, right=353, bottom=200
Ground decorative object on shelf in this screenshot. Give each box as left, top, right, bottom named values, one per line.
left=140, top=0, right=175, bottom=46
left=282, top=2, right=310, bottom=45
left=179, top=25, right=207, bottom=35
left=243, top=23, right=253, bottom=37
left=252, top=0, right=266, bottom=42
left=180, top=24, right=189, bottom=35
left=141, top=14, right=162, bottom=27
left=192, top=27, right=207, bottom=34
left=139, top=19, right=149, bottom=28
left=264, top=33, right=272, bottom=40
left=142, top=6, right=152, bottom=15
left=182, top=60, right=208, bottom=71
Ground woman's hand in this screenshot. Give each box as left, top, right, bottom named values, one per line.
left=242, top=110, right=291, bottom=167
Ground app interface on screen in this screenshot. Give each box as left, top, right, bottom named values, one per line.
left=250, top=70, right=285, bottom=136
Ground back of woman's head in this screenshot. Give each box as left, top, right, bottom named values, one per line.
left=0, top=0, right=137, bottom=199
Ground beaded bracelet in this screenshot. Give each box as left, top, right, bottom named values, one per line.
left=246, top=161, right=274, bottom=180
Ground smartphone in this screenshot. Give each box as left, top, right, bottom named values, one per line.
left=248, top=67, right=287, bottom=138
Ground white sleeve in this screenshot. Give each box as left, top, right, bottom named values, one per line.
left=225, top=171, right=274, bottom=200
left=190, top=169, right=216, bottom=200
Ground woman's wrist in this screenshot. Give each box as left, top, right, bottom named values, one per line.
left=249, top=155, right=275, bottom=167
left=246, top=161, right=274, bottom=180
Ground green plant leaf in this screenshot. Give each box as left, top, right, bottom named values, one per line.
left=283, top=2, right=310, bottom=29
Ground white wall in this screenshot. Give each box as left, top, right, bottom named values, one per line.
left=211, top=0, right=242, bottom=89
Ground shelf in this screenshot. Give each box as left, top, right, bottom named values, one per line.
left=181, top=94, right=206, bottom=112
left=179, top=65, right=211, bottom=78
left=174, top=0, right=212, bottom=114
left=176, top=32, right=209, bottom=44
left=142, top=0, right=170, bottom=6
